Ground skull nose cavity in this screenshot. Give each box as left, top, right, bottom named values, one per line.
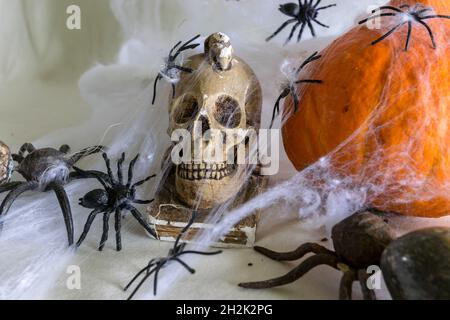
left=199, top=115, right=210, bottom=134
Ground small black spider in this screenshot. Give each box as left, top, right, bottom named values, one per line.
left=267, top=0, right=336, bottom=45
left=124, top=211, right=222, bottom=300
left=0, top=143, right=105, bottom=245
left=270, top=51, right=323, bottom=128
left=152, top=34, right=201, bottom=105
left=75, top=152, right=157, bottom=251
left=359, top=3, right=450, bottom=51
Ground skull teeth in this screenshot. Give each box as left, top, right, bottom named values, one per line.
left=178, top=163, right=235, bottom=181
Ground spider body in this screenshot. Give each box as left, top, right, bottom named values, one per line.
left=75, top=152, right=157, bottom=251
left=267, top=0, right=336, bottom=45
left=152, top=34, right=201, bottom=105
left=239, top=212, right=396, bottom=300
left=270, top=52, right=323, bottom=128
left=0, top=143, right=105, bottom=245
left=359, top=3, right=450, bottom=51
left=124, top=211, right=222, bottom=300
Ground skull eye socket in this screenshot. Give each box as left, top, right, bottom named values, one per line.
left=173, top=94, right=199, bottom=124
left=214, top=95, right=241, bottom=128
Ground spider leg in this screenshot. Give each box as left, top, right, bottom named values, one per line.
left=176, top=250, right=222, bottom=257
left=153, top=265, right=162, bottom=295
left=421, top=15, right=450, bottom=20
left=269, top=93, right=285, bottom=129
left=173, top=257, right=196, bottom=274
left=375, top=6, right=404, bottom=13
left=0, top=182, right=38, bottom=233
left=171, top=83, right=176, bottom=99
left=0, top=182, right=23, bottom=194
left=127, top=205, right=157, bottom=238
left=133, top=199, right=154, bottom=205
left=295, top=79, right=323, bottom=84
left=358, top=13, right=397, bottom=25
left=76, top=209, right=100, bottom=247
left=416, top=19, right=437, bottom=48
left=99, top=211, right=111, bottom=251
left=371, top=22, right=406, bottom=46
left=126, top=154, right=139, bottom=187
left=239, top=253, right=339, bottom=289
left=117, top=153, right=125, bottom=184
left=291, top=90, right=300, bottom=113
left=172, top=34, right=201, bottom=60
left=132, top=174, right=157, bottom=189
left=69, top=146, right=106, bottom=165
left=114, top=208, right=122, bottom=251
left=0, top=181, right=38, bottom=217
left=171, top=211, right=198, bottom=249
left=307, top=20, right=316, bottom=37
left=266, top=19, right=297, bottom=42
left=297, top=22, right=307, bottom=43
left=169, top=40, right=182, bottom=55
left=70, top=167, right=110, bottom=188
left=298, top=51, right=321, bottom=71
left=405, top=21, right=412, bottom=51
left=102, top=153, right=116, bottom=184
left=313, top=19, right=329, bottom=28
left=254, top=243, right=335, bottom=261
left=124, top=264, right=153, bottom=291
left=18, top=143, right=35, bottom=157
left=339, top=269, right=357, bottom=300
left=285, top=22, right=301, bottom=45
left=59, top=144, right=71, bottom=154
left=152, top=74, right=162, bottom=105
left=48, top=183, right=74, bottom=246
left=126, top=266, right=158, bottom=300
left=357, top=269, right=377, bottom=300
left=174, top=65, right=194, bottom=73
left=316, top=4, right=336, bottom=11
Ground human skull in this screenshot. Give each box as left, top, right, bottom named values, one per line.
left=168, top=33, right=262, bottom=209
left=0, top=141, right=13, bottom=184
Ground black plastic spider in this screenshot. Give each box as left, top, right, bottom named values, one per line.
left=267, top=0, right=336, bottom=45
left=124, top=211, right=222, bottom=300
left=152, top=34, right=201, bottom=105
left=75, top=152, right=157, bottom=251
left=0, top=143, right=105, bottom=245
left=270, top=51, right=323, bottom=128
left=358, top=3, right=450, bottom=51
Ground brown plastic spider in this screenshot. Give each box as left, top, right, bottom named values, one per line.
left=239, top=212, right=395, bottom=300
left=0, top=143, right=105, bottom=245
left=359, top=3, right=450, bottom=51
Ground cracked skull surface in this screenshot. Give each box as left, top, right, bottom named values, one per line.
left=168, top=32, right=262, bottom=209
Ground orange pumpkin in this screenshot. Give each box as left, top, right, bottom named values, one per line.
left=282, top=0, right=450, bottom=217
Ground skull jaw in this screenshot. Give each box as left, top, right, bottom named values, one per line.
left=175, top=166, right=246, bottom=209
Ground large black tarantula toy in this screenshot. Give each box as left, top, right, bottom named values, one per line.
left=239, top=212, right=394, bottom=300
left=267, top=0, right=336, bottom=45
left=124, top=211, right=222, bottom=300
left=152, top=34, right=201, bottom=105
left=359, top=3, right=450, bottom=51
left=270, top=51, right=323, bottom=128
left=0, top=143, right=105, bottom=245
left=75, top=152, right=157, bottom=251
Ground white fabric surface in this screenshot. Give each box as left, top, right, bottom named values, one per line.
left=0, top=0, right=404, bottom=300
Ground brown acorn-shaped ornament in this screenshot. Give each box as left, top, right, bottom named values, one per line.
left=0, top=141, right=13, bottom=184
left=381, top=227, right=450, bottom=300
